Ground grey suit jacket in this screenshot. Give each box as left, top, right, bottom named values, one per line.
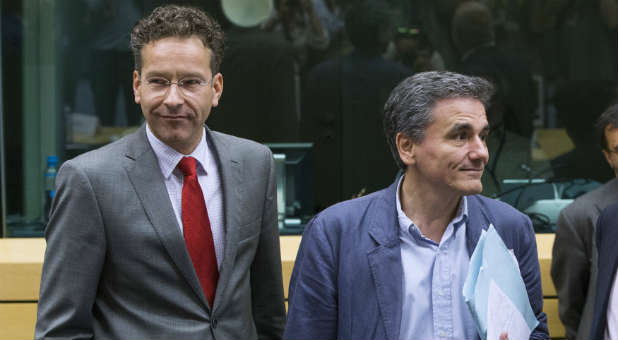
left=35, top=125, right=286, bottom=339
left=551, top=178, right=618, bottom=339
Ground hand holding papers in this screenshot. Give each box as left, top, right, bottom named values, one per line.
left=463, top=225, right=539, bottom=340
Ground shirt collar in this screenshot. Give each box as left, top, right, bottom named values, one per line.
left=146, top=124, right=209, bottom=179
left=396, top=175, right=469, bottom=237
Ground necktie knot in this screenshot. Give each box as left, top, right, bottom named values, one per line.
left=178, top=157, right=197, bottom=177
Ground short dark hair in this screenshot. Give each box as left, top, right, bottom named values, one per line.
left=344, top=0, right=391, bottom=52
left=130, top=5, right=225, bottom=74
left=451, top=1, right=494, bottom=53
left=383, top=71, right=495, bottom=169
left=596, top=103, right=618, bottom=151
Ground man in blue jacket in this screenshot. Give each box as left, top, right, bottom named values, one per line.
left=284, top=71, right=549, bottom=340
left=590, top=202, right=618, bottom=340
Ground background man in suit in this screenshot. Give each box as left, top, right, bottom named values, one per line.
left=551, top=103, right=618, bottom=340
left=590, top=203, right=618, bottom=340
left=284, top=71, right=548, bottom=339
left=35, top=5, right=286, bottom=339
left=301, top=1, right=411, bottom=210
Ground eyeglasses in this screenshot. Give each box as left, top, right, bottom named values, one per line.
left=396, top=26, right=420, bottom=37
left=141, top=76, right=211, bottom=96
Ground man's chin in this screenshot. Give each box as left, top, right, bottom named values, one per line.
left=458, top=181, right=483, bottom=196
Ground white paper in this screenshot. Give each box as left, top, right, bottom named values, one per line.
left=487, top=279, right=533, bottom=340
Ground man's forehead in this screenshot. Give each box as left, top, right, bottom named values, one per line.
left=430, top=97, right=488, bottom=125
left=140, top=36, right=212, bottom=71
left=448, top=121, right=490, bottom=132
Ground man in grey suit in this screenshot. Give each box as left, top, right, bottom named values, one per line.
left=35, top=5, right=286, bottom=339
left=551, top=103, right=618, bottom=339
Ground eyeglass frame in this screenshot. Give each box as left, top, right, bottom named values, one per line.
left=138, top=73, right=214, bottom=96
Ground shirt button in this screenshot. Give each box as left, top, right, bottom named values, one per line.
left=211, top=318, right=218, bottom=329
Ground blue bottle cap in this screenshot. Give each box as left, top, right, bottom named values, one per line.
left=47, top=155, right=58, bottom=166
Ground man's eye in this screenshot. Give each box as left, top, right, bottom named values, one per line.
left=455, top=132, right=467, bottom=141
left=480, top=133, right=488, bottom=142
left=148, top=78, right=168, bottom=86
left=181, top=79, right=202, bottom=87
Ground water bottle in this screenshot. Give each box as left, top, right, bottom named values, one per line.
left=43, top=155, right=58, bottom=222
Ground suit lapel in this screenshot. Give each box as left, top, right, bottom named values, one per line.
left=600, top=206, right=618, bottom=310
left=206, top=129, right=243, bottom=314
left=465, top=196, right=492, bottom=255
left=124, top=126, right=209, bottom=309
left=594, top=178, right=618, bottom=212
left=591, top=204, right=618, bottom=338
left=366, top=182, right=402, bottom=340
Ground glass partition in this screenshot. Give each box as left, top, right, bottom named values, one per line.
left=0, top=6, right=4, bottom=237
left=1, top=0, right=616, bottom=236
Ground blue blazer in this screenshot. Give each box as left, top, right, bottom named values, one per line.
left=590, top=203, right=618, bottom=340
left=284, top=179, right=549, bottom=340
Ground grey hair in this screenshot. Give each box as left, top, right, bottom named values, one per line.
left=383, top=71, right=495, bottom=169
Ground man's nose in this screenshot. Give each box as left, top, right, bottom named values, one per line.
left=469, top=136, right=489, bottom=164
left=163, top=83, right=184, bottom=107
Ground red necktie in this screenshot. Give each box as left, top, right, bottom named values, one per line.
left=177, top=156, right=218, bottom=307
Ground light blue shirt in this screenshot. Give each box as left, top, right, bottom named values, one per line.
left=396, top=176, right=478, bottom=340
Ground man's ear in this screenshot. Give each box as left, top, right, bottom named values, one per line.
left=132, top=70, right=141, bottom=104
left=396, top=132, right=416, bottom=167
left=211, top=72, right=223, bottom=107
left=602, top=148, right=613, bottom=168
left=602, top=126, right=618, bottom=170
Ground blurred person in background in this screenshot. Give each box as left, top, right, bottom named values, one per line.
left=550, top=80, right=617, bottom=183
left=208, top=0, right=299, bottom=143
left=301, top=0, right=411, bottom=211
left=552, top=103, right=618, bottom=340
left=385, top=24, right=446, bottom=73
left=262, top=0, right=330, bottom=69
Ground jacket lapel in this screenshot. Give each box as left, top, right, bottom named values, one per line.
left=366, top=181, right=403, bottom=340
left=594, top=178, right=618, bottom=212
left=124, top=126, right=209, bottom=308
left=600, top=207, right=618, bottom=311
left=591, top=204, right=618, bottom=339
left=206, top=129, right=243, bottom=314
left=465, top=196, right=492, bottom=255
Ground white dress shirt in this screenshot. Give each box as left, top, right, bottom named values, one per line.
left=146, top=125, right=225, bottom=268
left=606, top=271, right=618, bottom=339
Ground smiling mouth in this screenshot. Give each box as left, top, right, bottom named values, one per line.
left=159, top=115, right=188, bottom=120
left=460, top=168, right=484, bottom=176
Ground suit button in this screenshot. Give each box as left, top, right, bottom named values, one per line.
left=211, top=318, right=218, bottom=329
